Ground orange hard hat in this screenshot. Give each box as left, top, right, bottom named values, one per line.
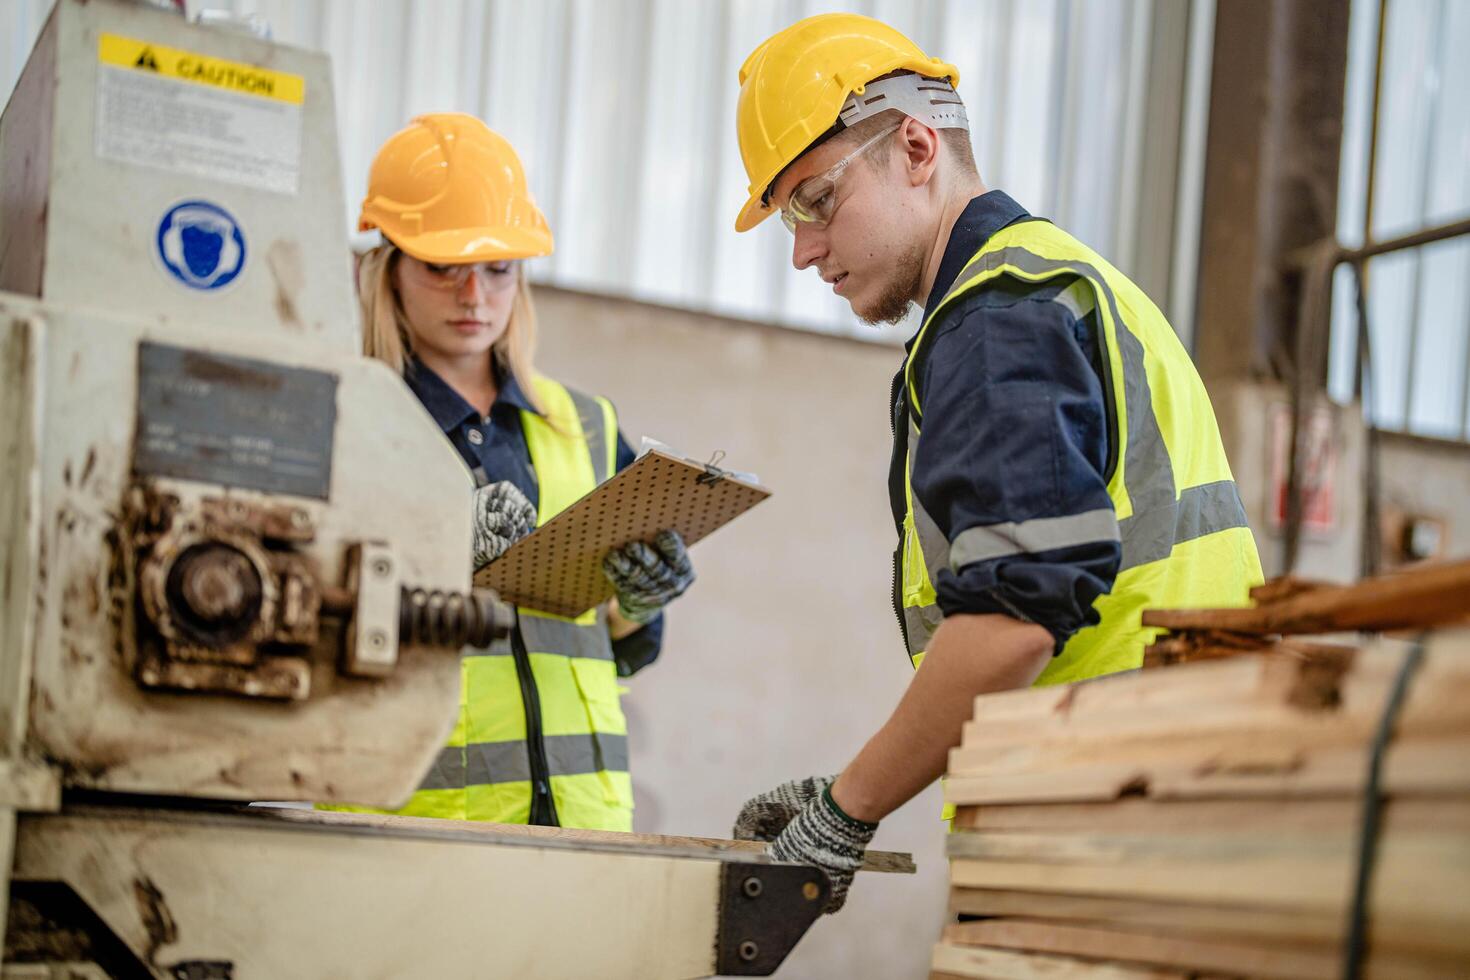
left=359, top=113, right=553, bottom=263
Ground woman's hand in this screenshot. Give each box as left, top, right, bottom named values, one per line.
left=602, top=530, right=694, bottom=624
left=470, top=481, right=537, bottom=570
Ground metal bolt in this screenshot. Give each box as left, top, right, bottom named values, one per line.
left=802, top=882, right=820, bottom=901
left=367, top=629, right=388, bottom=650
left=738, top=941, right=759, bottom=962
left=741, top=876, right=763, bottom=899
left=372, top=557, right=393, bottom=578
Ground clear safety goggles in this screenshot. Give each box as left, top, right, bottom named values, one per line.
left=400, top=254, right=520, bottom=293
left=779, top=122, right=901, bottom=234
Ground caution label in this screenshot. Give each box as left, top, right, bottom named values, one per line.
left=98, top=33, right=304, bottom=104
left=94, top=33, right=305, bottom=195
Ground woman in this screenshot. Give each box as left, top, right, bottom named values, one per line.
left=348, top=113, right=692, bottom=831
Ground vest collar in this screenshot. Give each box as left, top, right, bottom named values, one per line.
left=916, top=190, right=1031, bottom=338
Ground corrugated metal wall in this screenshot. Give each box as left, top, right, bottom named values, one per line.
left=3, top=0, right=1196, bottom=343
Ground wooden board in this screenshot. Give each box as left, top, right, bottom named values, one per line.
left=931, top=941, right=1192, bottom=979
left=945, top=887, right=1467, bottom=958
left=941, top=920, right=1454, bottom=980
left=949, top=701, right=1470, bottom=784
left=474, top=449, right=770, bottom=617
left=951, top=797, right=1470, bottom=836
left=947, top=887, right=1344, bottom=948
left=946, top=827, right=1469, bottom=925
left=946, top=735, right=1470, bottom=805
left=1143, top=634, right=1356, bottom=668
left=943, top=827, right=1470, bottom=876
left=944, top=920, right=1339, bottom=980
left=1140, top=558, right=1470, bottom=634
left=254, top=806, right=916, bottom=873
left=958, top=643, right=1470, bottom=743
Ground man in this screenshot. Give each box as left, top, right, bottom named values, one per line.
left=729, top=14, right=1263, bottom=912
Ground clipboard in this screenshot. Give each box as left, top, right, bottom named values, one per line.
left=473, top=449, right=771, bottom=617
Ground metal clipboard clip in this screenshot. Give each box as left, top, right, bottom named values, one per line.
left=696, top=450, right=729, bottom=486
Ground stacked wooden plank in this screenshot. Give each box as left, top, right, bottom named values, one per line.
left=932, top=562, right=1470, bottom=979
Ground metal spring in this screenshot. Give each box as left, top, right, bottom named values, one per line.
left=398, top=586, right=515, bottom=649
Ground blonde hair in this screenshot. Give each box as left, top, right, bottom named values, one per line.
left=358, top=244, right=546, bottom=415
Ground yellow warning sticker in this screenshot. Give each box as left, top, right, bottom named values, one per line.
left=98, top=33, right=305, bottom=104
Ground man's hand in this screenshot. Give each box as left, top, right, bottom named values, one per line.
left=732, top=775, right=832, bottom=841
left=602, top=529, right=694, bottom=623
left=470, top=481, right=537, bottom=570
left=733, top=776, right=878, bottom=914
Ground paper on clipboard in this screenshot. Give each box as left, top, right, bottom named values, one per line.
left=473, top=446, right=771, bottom=617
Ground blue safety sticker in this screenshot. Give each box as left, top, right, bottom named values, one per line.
left=155, top=199, right=247, bottom=290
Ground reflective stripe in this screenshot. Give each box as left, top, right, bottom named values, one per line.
left=946, top=246, right=1179, bottom=518
left=416, top=745, right=469, bottom=792
left=418, top=734, right=630, bottom=791
left=567, top=387, right=611, bottom=484
left=1119, top=479, right=1249, bottom=571
left=545, top=731, right=629, bottom=779
left=906, top=420, right=951, bottom=589
left=1051, top=278, right=1097, bottom=321
left=950, top=508, right=1120, bottom=570
left=1114, top=317, right=1177, bottom=514
left=903, top=601, right=943, bottom=654
left=465, top=612, right=614, bottom=661
left=522, top=612, right=612, bottom=660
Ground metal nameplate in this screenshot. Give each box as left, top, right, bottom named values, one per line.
left=134, top=342, right=337, bottom=499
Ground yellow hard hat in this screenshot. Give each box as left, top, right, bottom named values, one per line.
left=359, top=113, right=553, bottom=263
left=734, top=13, right=958, bottom=232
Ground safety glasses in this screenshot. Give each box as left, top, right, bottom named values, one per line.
left=779, top=122, right=901, bottom=233
left=400, top=254, right=520, bottom=293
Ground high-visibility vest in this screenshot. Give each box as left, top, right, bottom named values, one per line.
left=329, top=375, right=633, bottom=830
left=899, top=219, right=1262, bottom=683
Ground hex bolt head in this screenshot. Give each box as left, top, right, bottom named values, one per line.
left=741, top=876, right=763, bottom=899
left=738, top=941, right=759, bottom=962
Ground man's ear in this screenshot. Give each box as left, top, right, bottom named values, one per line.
left=900, top=117, right=941, bottom=189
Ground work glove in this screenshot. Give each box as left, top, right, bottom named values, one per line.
left=602, top=529, right=694, bottom=624
left=732, top=776, right=878, bottom=914
left=470, top=481, right=538, bottom=570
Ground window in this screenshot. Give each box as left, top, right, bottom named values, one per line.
left=1329, top=0, right=1470, bottom=440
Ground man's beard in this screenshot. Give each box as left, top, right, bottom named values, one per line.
left=853, top=242, right=925, bottom=326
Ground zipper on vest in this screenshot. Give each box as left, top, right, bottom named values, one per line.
left=888, top=372, right=910, bottom=653
left=511, top=623, right=559, bottom=827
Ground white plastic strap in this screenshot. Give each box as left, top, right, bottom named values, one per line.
left=838, top=73, right=969, bottom=132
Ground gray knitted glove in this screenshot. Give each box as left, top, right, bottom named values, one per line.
left=470, top=481, right=537, bottom=570
left=602, top=529, right=694, bottom=624
left=735, top=776, right=877, bottom=914
left=732, top=775, right=833, bottom=841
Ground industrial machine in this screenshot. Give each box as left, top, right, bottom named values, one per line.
left=0, top=2, right=835, bottom=975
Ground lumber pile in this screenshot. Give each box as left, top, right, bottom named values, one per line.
left=932, top=563, right=1470, bottom=979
